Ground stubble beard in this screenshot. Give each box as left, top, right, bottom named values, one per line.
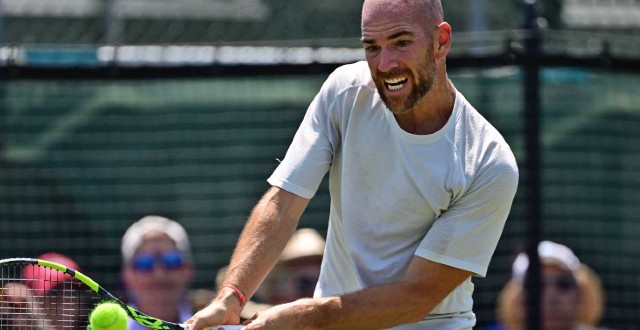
left=377, top=55, right=438, bottom=115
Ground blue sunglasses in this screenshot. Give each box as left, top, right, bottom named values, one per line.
left=132, top=251, right=185, bottom=272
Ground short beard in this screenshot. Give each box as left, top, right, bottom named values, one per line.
left=377, top=56, right=438, bottom=114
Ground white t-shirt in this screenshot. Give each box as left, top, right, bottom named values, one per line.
left=267, top=61, right=519, bottom=329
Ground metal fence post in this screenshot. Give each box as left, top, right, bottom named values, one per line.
left=522, top=1, right=542, bottom=330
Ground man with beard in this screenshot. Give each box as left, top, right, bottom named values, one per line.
left=188, top=0, right=518, bottom=329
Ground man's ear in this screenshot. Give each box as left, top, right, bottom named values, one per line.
left=435, top=22, right=452, bottom=59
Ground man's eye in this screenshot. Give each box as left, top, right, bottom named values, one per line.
left=364, top=45, right=380, bottom=53
left=397, top=40, right=412, bottom=47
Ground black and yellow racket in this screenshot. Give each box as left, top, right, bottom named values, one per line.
left=0, top=257, right=241, bottom=330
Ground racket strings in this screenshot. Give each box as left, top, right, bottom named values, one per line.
left=1, top=263, right=46, bottom=328
left=0, top=263, right=99, bottom=329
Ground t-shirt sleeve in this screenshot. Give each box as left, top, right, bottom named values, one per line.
left=267, top=71, right=342, bottom=199
left=415, top=144, right=519, bottom=277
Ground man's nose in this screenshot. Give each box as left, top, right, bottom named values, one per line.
left=377, top=47, right=399, bottom=73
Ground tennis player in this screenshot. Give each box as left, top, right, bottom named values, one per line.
left=188, top=0, right=518, bottom=329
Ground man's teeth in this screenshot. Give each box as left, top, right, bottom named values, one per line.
left=385, top=77, right=407, bottom=91
left=385, top=77, right=405, bottom=84
left=388, top=83, right=403, bottom=91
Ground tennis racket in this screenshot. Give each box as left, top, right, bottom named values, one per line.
left=0, top=257, right=242, bottom=330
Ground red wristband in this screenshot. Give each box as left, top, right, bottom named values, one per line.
left=222, top=284, right=246, bottom=308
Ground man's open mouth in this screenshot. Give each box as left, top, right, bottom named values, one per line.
left=384, top=77, right=408, bottom=91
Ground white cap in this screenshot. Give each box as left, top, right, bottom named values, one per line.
left=121, top=215, right=192, bottom=264
left=279, top=228, right=325, bottom=263
left=512, top=241, right=580, bottom=281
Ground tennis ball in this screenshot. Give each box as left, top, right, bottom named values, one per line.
left=89, top=302, right=128, bottom=330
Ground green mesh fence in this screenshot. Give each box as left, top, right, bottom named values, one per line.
left=0, top=0, right=572, bottom=45
left=1, top=66, right=639, bottom=328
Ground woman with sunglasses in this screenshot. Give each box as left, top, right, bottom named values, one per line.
left=121, top=215, right=196, bottom=330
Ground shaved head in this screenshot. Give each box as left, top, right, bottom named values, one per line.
left=362, top=0, right=443, bottom=32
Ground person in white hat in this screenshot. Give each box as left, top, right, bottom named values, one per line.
left=121, top=215, right=195, bottom=330
left=267, top=228, right=326, bottom=305
left=214, top=228, right=326, bottom=321
left=496, top=241, right=607, bottom=330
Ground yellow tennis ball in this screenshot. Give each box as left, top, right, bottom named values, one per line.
left=89, top=302, right=128, bottom=330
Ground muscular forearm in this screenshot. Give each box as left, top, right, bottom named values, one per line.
left=222, top=187, right=309, bottom=298
left=291, top=259, right=472, bottom=329
left=299, top=283, right=434, bottom=329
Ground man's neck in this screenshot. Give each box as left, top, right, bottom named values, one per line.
left=394, top=79, right=456, bottom=135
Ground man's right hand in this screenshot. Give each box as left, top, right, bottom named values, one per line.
left=185, top=288, right=244, bottom=330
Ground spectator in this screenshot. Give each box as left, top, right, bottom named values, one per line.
left=267, top=228, right=325, bottom=305
left=0, top=252, right=86, bottom=329
left=215, top=228, right=325, bottom=322
left=121, top=215, right=195, bottom=329
left=0, top=282, right=51, bottom=328
left=496, top=241, right=607, bottom=330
